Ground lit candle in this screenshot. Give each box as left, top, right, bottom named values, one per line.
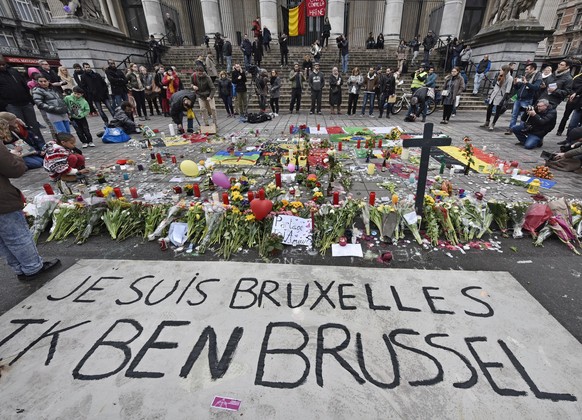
left=156, top=153, right=163, bottom=164
left=173, top=186, right=182, bottom=194
left=338, top=141, right=342, bottom=151
left=130, top=187, right=138, bottom=198
left=43, top=183, right=54, bottom=195
left=369, top=191, right=376, bottom=206
left=113, top=187, right=123, bottom=198
left=357, top=139, right=361, bottom=149
left=290, top=124, right=294, bottom=134
left=275, top=172, right=282, bottom=188
left=193, top=183, right=201, bottom=197
left=222, top=192, right=229, bottom=205
left=333, top=191, right=339, bottom=205
left=378, top=139, right=382, bottom=148
left=171, top=155, right=177, bottom=164
left=123, top=173, right=129, bottom=180
left=259, top=188, right=265, bottom=200
left=248, top=191, right=255, bottom=201
left=317, top=123, right=320, bottom=131
left=150, top=152, right=156, bottom=160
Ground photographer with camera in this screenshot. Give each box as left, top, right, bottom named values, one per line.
left=510, top=99, right=556, bottom=149
left=337, top=35, right=349, bottom=74
left=545, top=137, right=582, bottom=172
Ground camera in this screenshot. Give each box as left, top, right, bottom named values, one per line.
left=526, top=105, right=534, bottom=111
left=540, top=151, right=556, bottom=160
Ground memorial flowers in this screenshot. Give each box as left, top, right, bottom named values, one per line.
left=460, top=136, right=475, bottom=175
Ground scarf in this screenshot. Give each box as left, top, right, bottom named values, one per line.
left=555, top=68, right=570, bottom=77
left=168, top=73, right=176, bottom=94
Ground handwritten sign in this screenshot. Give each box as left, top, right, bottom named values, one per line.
left=271, top=215, right=312, bottom=246
left=306, top=0, right=326, bottom=17
left=0, top=260, right=581, bottom=418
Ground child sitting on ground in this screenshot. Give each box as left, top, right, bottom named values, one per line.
left=64, top=86, right=94, bottom=148
left=43, top=132, right=90, bottom=182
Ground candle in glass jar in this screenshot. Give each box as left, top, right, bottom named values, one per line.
left=171, top=155, right=177, bottom=164
left=156, top=153, right=163, bottom=164
left=378, top=139, right=382, bottom=148
left=222, top=192, right=229, bottom=205
left=289, top=124, right=294, bottom=134
left=338, top=141, right=342, bottom=151
left=333, top=191, right=339, bottom=205
left=248, top=191, right=254, bottom=202
left=275, top=172, right=282, bottom=187
left=357, top=139, right=361, bottom=149
left=317, top=123, right=320, bottom=131
left=43, top=183, right=54, bottom=195
left=130, top=187, right=138, bottom=198
left=173, top=186, right=182, bottom=194
left=259, top=188, right=265, bottom=200
left=150, top=152, right=156, bottom=160
left=193, top=183, right=201, bottom=197
left=137, top=164, right=144, bottom=171
left=369, top=191, right=376, bottom=206
left=113, top=187, right=123, bottom=198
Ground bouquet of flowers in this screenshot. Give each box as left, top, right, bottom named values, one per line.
left=197, top=202, right=226, bottom=253
left=460, top=136, right=475, bottom=175
left=186, top=203, right=206, bottom=244
left=507, top=202, right=530, bottom=238
left=29, top=195, right=59, bottom=243
left=144, top=204, right=169, bottom=238
left=147, top=204, right=185, bottom=241
left=535, top=214, right=581, bottom=254
left=487, top=200, right=509, bottom=237
left=435, top=202, right=459, bottom=245
left=314, top=200, right=360, bottom=255
left=76, top=204, right=106, bottom=244
left=398, top=202, right=423, bottom=245
left=47, top=202, right=86, bottom=242
left=369, top=204, right=398, bottom=242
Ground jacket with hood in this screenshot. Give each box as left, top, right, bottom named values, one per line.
left=191, top=72, right=215, bottom=99
left=32, top=86, right=67, bottom=115
left=105, top=66, right=129, bottom=95
left=0, top=67, right=33, bottom=110
left=169, top=90, right=197, bottom=124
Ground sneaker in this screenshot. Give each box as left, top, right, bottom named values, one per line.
left=309, top=111, right=314, bottom=115
left=369, top=114, right=375, bottom=118
left=88, top=142, right=96, bottom=147
left=451, top=114, right=456, bottom=117
left=317, top=111, right=322, bottom=115
left=480, top=122, right=490, bottom=127
left=17, top=258, right=61, bottom=281
left=82, top=143, right=88, bottom=148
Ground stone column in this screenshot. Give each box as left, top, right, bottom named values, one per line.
left=106, top=0, right=119, bottom=28
left=439, top=0, right=466, bottom=40
left=328, top=0, right=346, bottom=38
left=259, top=0, right=278, bottom=41
left=200, top=0, right=223, bottom=41
left=219, top=0, right=236, bottom=42
left=383, top=0, right=404, bottom=46
left=140, top=0, right=165, bottom=37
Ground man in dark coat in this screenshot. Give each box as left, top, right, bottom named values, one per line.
left=80, top=63, right=114, bottom=124
left=39, top=60, right=65, bottom=96
left=422, top=30, right=437, bottom=65
left=223, top=37, right=233, bottom=73
left=169, top=90, right=197, bottom=133
left=214, top=33, right=224, bottom=65
left=511, top=99, right=557, bottom=149
left=105, top=59, right=128, bottom=108
left=0, top=56, right=43, bottom=140
left=241, top=34, right=253, bottom=70
left=279, top=33, right=289, bottom=67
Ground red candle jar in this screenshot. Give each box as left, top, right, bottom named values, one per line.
left=338, top=141, right=342, bottom=151
left=173, top=186, right=182, bottom=194
left=333, top=191, right=339, bottom=205
left=357, top=139, right=361, bottom=149
left=113, top=187, right=123, bottom=198
left=339, top=236, right=348, bottom=246
left=193, top=183, right=201, bottom=198
left=222, top=192, right=229, bottom=205
left=130, top=187, right=138, bottom=198
left=378, top=139, right=382, bottom=148
left=248, top=191, right=254, bottom=202
left=43, top=183, right=54, bottom=195
left=156, top=153, right=163, bottom=164
left=317, top=123, right=320, bottom=131
left=259, top=188, right=265, bottom=200
left=171, top=155, right=177, bottom=164
left=289, top=124, right=294, bottom=134
left=275, top=172, right=282, bottom=188
left=369, top=191, right=376, bottom=206
left=95, top=189, right=104, bottom=197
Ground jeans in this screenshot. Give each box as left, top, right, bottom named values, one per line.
left=225, top=56, right=232, bottom=73
left=341, top=54, right=349, bottom=74
left=512, top=124, right=543, bottom=149
left=23, top=155, right=44, bottom=169
left=113, top=92, right=128, bottom=108
left=509, top=99, right=532, bottom=128
left=270, top=97, right=279, bottom=114
left=473, top=73, right=486, bottom=94
left=567, top=109, right=582, bottom=132
left=244, top=54, right=251, bottom=70
left=423, top=50, right=430, bottom=65
left=310, top=90, right=322, bottom=113
left=0, top=210, right=43, bottom=275
left=5, top=103, right=44, bottom=142
left=361, top=92, right=375, bottom=115
left=347, top=93, right=359, bottom=115
left=52, top=119, right=71, bottom=134
left=94, top=99, right=114, bottom=123
left=220, top=94, right=234, bottom=115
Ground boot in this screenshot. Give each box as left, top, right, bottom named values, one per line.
left=480, top=120, right=490, bottom=127
left=488, top=122, right=495, bottom=131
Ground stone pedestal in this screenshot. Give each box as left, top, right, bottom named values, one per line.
left=470, top=19, right=554, bottom=72
left=41, top=18, right=149, bottom=70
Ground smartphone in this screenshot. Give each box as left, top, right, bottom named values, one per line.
left=540, top=151, right=556, bottom=160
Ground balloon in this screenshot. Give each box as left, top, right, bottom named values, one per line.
left=212, top=171, right=231, bottom=189
left=287, top=163, right=296, bottom=173
left=180, top=160, right=199, bottom=177
left=250, top=198, right=273, bottom=221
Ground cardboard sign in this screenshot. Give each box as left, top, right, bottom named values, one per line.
left=271, top=215, right=312, bottom=246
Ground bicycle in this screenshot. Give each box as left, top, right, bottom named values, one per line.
left=390, top=84, right=436, bottom=116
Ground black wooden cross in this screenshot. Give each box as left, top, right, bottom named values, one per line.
left=402, top=123, right=451, bottom=216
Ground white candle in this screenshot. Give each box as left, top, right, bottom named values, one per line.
left=169, top=124, right=176, bottom=136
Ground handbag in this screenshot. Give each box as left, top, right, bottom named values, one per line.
left=441, top=89, right=450, bottom=97
left=102, top=127, right=131, bottom=143
left=388, top=95, right=397, bottom=103
left=152, top=83, right=161, bottom=94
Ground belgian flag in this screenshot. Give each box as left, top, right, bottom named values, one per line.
left=281, top=1, right=306, bottom=36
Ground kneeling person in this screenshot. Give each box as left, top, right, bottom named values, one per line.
left=109, top=101, right=141, bottom=134
left=511, top=99, right=556, bottom=149
left=169, top=90, right=198, bottom=133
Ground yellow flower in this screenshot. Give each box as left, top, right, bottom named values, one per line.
left=313, top=191, right=323, bottom=198
left=424, top=195, right=435, bottom=206
left=246, top=214, right=256, bottom=221
left=231, top=206, right=241, bottom=214
left=281, top=199, right=289, bottom=207
left=101, top=186, right=114, bottom=197
left=291, top=201, right=304, bottom=208
left=231, top=184, right=240, bottom=191
left=231, top=191, right=243, bottom=201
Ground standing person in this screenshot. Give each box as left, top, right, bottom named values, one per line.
left=232, top=63, right=247, bottom=116
left=396, top=39, right=407, bottom=73
left=206, top=53, right=218, bottom=82
left=472, top=54, right=491, bottom=95
left=214, top=33, right=224, bottom=65
left=126, top=63, right=148, bottom=120
left=506, top=63, right=541, bottom=134
left=204, top=35, right=210, bottom=49
left=440, top=67, right=465, bottom=124
left=339, top=35, right=349, bottom=74
left=376, top=33, right=384, bottom=49
left=223, top=37, right=233, bottom=73
left=449, top=38, right=460, bottom=69
left=422, top=30, right=437, bottom=65
left=302, top=55, right=313, bottom=80
left=269, top=69, right=281, bottom=116
left=329, top=67, right=343, bottom=115
left=155, top=65, right=169, bottom=117
left=194, top=55, right=206, bottom=72
left=322, top=17, right=331, bottom=49
left=252, top=37, right=263, bottom=67
left=38, top=60, right=64, bottom=96
left=538, top=60, right=573, bottom=109
left=378, top=68, right=396, bottom=118
left=58, top=66, right=75, bottom=95
left=409, top=35, right=420, bottom=66
left=311, top=40, right=322, bottom=64
left=32, top=75, right=70, bottom=134
left=149, top=35, right=162, bottom=65
left=279, top=33, right=289, bottom=67
left=162, top=67, right=181, bottom=105
left=191, top=66, right=218, bottom=128
left=0, top=56, right=44, bottom=140
left=289, top=63, right=305, bottom=114
left=0, top=137, right=60, bottom=280
left=241, top=34, right=253, bottom=70
left=64, top=86, right=94, bottom=148
left=218, top=71, right=234, bottom=117
left=255, top=69, right=269, bottom=113
left=361, top=67, right=378, bottom=117
left=164, top=12, right=177, bottom=45
left=481, top=64, right=513, bottom=130
left=309, top=63, right=324, bottom=115
left=105, top=60, right=129, bottom=108
left=425, top=66, right=437, bottom=88
left=347, top=67, right=363, bottom=116
left=142, top=66, right=161, bottom=117
left=410, top=64, right=427, bottom=93
left=263, top=26, right=272, bottom=52
left=81, top=63, right=114, bottom=124
left=557, top=71, right=582, bottom=136
left=459, top=45, right=472, bottom=70
left=252, top=17, right=262, bottom=41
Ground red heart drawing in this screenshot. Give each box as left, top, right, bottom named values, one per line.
left=250, top=198, right=273, bottom=221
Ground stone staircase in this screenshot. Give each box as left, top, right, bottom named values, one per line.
left=162, top=46, right=488, bottom=114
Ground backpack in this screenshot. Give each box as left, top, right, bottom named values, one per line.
left=246, top=112, right=272, bottom=124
